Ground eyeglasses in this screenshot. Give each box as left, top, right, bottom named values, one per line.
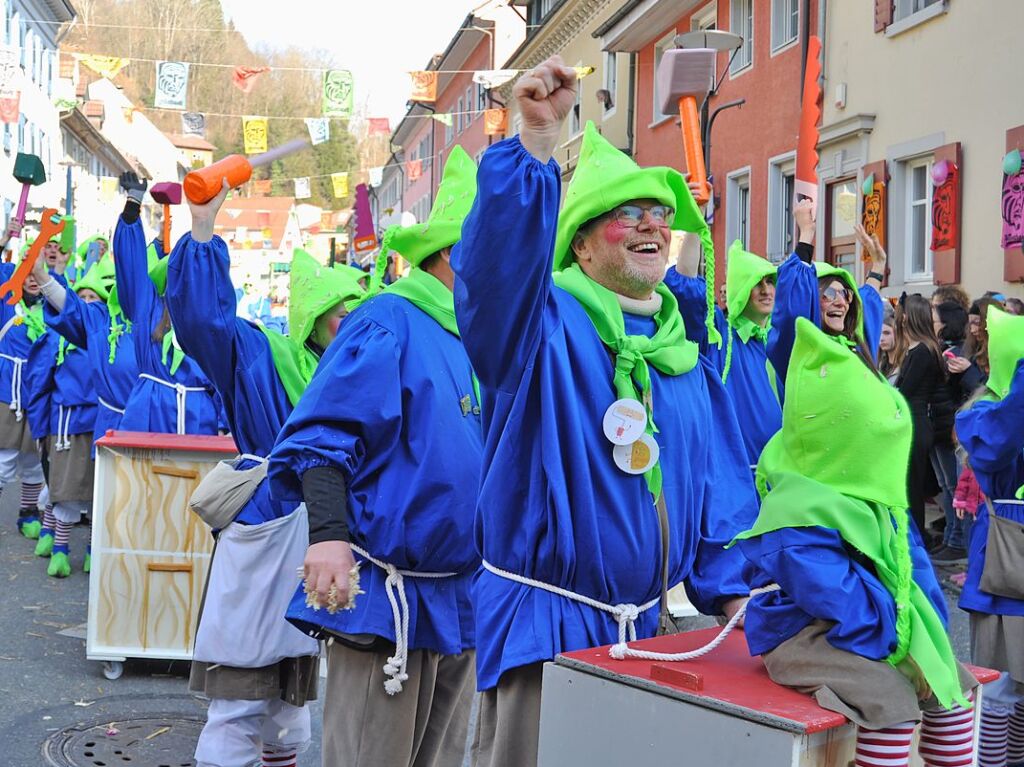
left=608, top=204, right=675, bottom=228
left=820, top=286, right=853, bottom=304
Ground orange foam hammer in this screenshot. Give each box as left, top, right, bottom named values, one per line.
left=656, top=48, right=716, bottom=206
left=150, top=182, right=182, bottom=256
left=183, top=139, right=310, bottom=205
left=0, top=209, right=64, bottom=305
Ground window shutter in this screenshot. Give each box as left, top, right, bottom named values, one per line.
left=860, top=160, right=889, bottom=284
left=931, top=142, right=962, bottom=286
left=1004, top=125, right=1024, bottom=283
left=874, top=0, right=893, bottom=32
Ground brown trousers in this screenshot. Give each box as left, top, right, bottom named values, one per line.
left=322, top=640, right=475, bottom=767
left=470, top=662, right=545, bottom=767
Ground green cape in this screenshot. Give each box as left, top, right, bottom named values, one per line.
left=985, top=305, right=1024, bottom=400
left=554, top=121, right=719, bottom=345
left=735, top=318, right=967, bottom=710
left=259, top=249, right=367, bottom=406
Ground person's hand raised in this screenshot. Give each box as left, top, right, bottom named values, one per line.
left=188, top=178, right=230, bottom=244
left=513, top=55, right=577, bottom=164
left=855, top=223, right=887, bottom=270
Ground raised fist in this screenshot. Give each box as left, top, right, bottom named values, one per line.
left=119, top=171, right=148, bottom=203
left=512, top=56, right=578, bottom=163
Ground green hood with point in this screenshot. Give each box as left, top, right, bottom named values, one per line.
left=725, top=240, right=776, bottom=324
left=986, top=305, right=1024, bottom=400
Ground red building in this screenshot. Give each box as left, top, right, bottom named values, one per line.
left=598, top=0, right=818, bottom=269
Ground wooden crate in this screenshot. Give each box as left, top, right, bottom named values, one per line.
left=538, top=628, right=997, bottom=767
left=87, top=431, right=237, bottom=671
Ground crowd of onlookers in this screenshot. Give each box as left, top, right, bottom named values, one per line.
left=877, top=287, right=1023, bottom=584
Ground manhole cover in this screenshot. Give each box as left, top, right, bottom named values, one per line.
left=43, top=716, right=203, bottom=767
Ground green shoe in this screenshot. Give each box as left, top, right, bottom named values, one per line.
left=34, top=532, right=54, bottom=557
left=83, top=551, right=91, bottom=574
left=20, top=519, right=41, bottom=540
left=47, top=551, right=71, bottom=578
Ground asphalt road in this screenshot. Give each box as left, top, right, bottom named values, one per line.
left=0, top=483, right=970, bottom=767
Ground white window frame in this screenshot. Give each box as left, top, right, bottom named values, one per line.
left=726, top=167, right=752, bottom=251
left=691, top=4, right=718, bottom=83
left=456, top=97, right=464, bottom=134
left=651, top=29, right=677, bottom=126
left=770, top=0, right=799, bottom=54
left=445, top=114, right=454, bottom=146
left=888, top=0, right=947, bottom=36
left=464, top=85, right=474, bottom=125
left=602, top=51, right=617, bottom=118
left=904, top=156, right=933, bottom=282
left=729, top=0, right=753, bottom=77
left=766, top=152, right=796, bottom=264
left=569, top=59, right=583, bottom=137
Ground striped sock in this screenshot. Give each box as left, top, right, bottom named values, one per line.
left=20, top=481, right=42, bottom=509
left=1009, top=702, right=1024, bottom=765
left=54, top=519, right=71, bottom=548
left=920, top=703, right=976, bottom=766
left=855, top=722, right=917, bottom=767
left=980, top=704, right=1011, bottom=767
left=262, top=747, right=297, bottom=767
left=42, top=504, right=55, bottom=529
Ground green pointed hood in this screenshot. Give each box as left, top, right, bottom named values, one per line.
left=757, top=317, right=912, bottom=509
left=76, top=235, right=109, bottom=265
left=986, top=305, right=1024, bottom=400
left=554, top=121, right=719, bottom=343
left=72, top=253, right=115, bottom=302
left=148, top=256, right=169, bottom=296
left=725, top=240, right=776, bottom=322
left=813, top=260, right=865, bottom=336
left=387, top=145, right=478, bottom=268
left=288, top=249, right=367, bottom=348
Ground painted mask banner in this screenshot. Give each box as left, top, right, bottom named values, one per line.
left=154, top=61, right=189, bottom=110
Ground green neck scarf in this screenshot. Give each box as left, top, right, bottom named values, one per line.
left=383, top=267, right=459, bottom=337
left=257, top=325, right=320, bottom=408
left=732, top=313, right=770, bottom=344
left=732, top=471, right=969, bottom=711
left=161, top=329, right=185, bottom=376
left=19, top=302, right=45, bottom=342
left=553, top=264, right=698, bottom=498
left=107, top=311, right=131, bottom=365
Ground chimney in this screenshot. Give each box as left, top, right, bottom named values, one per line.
left=83, top=100, right=105, bottom=129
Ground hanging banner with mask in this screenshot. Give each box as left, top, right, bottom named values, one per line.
left=294, top=177, right=311, bottom=199
left=181, top=111, right=206, bottom=137
left=322, top=70, right=354, bottom=118
left=305, top=117, right=330, bottom=145
left=154, top=61, right=190, bottom=110
left=331, top=172, right=349, bottom=198
left=368, top=167, right=384, bottom=188
left=242, top=116, right=269, bottom=155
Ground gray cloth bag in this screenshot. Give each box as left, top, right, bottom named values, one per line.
left=189, top=455, right=268, bottom=529
left=979, top=497, right=1024, bottom=601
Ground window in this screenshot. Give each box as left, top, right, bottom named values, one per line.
left=456, top=97, right=464, bottom=134
left=465, top=86, right=474, bottom=124
left=767, top=154, right=796, bottom=263
left=729, top=0, right=753, bottom=75
left=726, top=168, right=751, bottom=250
left=529, top=0, right=558, bottom=26
left=895, top=0, right=942, bottom=21
left=771, top=0, right=799, bottom=52
left=602, top=52, right=617, bottom=116
left=445, top=115, right=454, bottom=146
left=476, top=82, right=487, bottom=111
left=652, top=31, right=676, bottom=123
left=905, top=158, right=933, bottom=279
left=569, top=62, right=582, bottom=135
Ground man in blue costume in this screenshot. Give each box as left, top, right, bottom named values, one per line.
left=451, top=56, right=758, bottom=767
left=268, top=145, right=483, bottom=767
left=167, top=179, right=367, bottom=767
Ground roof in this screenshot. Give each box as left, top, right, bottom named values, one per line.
left=165, top=133, right=217, bottom=152
left=60, top=107, right=134, bottom=175
left=213, top=196, right=297, bottom=251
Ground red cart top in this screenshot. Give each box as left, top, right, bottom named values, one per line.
left=557, top=628, right=996, bottom=734
left=96, top=430, right=238, bottom=454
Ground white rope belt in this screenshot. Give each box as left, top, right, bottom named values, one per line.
left=55, top=404, right=74, bottom=451
left=139, top=374, right=206, bottom=435
left=0, top=353, right=26, bottom=421
left=352, top=544, right=457, bottom=695
left=482, top=559, right=661, bottom=659
left=97, top=396, right=126, bottom=416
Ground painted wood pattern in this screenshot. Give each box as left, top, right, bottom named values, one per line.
left=89, top=443, right=234, bottom=660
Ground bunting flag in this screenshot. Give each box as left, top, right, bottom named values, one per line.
left=472, top=69, right=517, bottom=89
left=0, top=45, right=19, bottom=96
left=76, top=54, right=128, bottom=80
left=368, top=167, right=384, bottom=187
left=484, top=108, right=508, bottom=136
left=407, top=159, right=423, bottom=182
left=432, top=113, right=453, bottom=127
left=0, top=91, right=19, bottom=124
left=367, top=117, right=390, bottom=135
left=294, top=177, right=311, bottom=199
left=242, top=116, right=269, bottom=154
left=409, top=71, right=438, bottom=102
left=352, top=183, right=378, bottom=255
left=320, top=211, right=334, bottom=230
left=181, top=111, right=206, bottom=137
left=305, top=117, right=330, bottom=145
left=53, top=78, right=77, bottom=112
left=154, top=61, right=189, bottom=110
left=253, top=179, right=272, bottom=196
left=100, top=177, right=119, bottom=202
left=322, top=70, right=354, bottom=118
left=232, top=65, right=270, bottom=94
left=330, top=172, right=349, bottom=198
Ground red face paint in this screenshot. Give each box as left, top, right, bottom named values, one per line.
left=602, top=219, right=630, bottom=245
left=327, top=315, right=343, bottom=338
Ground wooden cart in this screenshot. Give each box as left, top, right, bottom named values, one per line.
left=538, top=627, right=997, bottom=767
left=86, top=431, right=237, bottom=680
